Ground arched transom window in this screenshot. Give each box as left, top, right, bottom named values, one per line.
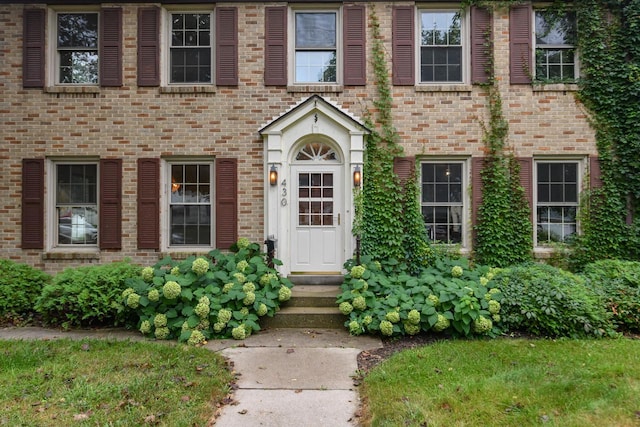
left=295, top=142, right=339, bottom=162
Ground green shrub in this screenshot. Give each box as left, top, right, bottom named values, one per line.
left=0, top=259, right=51, bottom=323
left=580, top=260, right=640, bottom=332
left=121, top=239, right=293, bottom=344
left=494, top=263, right=615, bottom=338
left=337, top=256, right=503, bottom=338
left=34, top=260, right=140, bottom=329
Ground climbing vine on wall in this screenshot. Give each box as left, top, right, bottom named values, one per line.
left=465, top=0, right=640, bottom=268
left=471, top=3, right=533, bottom=267
left=357, top=6, right=432, bottom=272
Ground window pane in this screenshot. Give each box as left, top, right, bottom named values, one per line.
left=296, top=13, right=336, bottom=48
left=57, top=206, right=98, bottom=245
left=58, top=13, right=98, bottom=48
left=295, top=51, right=337, bottom=83
left=59, top=51, right=98, bottom=84
left=169, top=163, right=213, bottom=246
left=535, top=11, right=576, bottom=45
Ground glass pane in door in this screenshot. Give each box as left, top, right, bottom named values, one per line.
left=298, top=172, right=334, bottom=226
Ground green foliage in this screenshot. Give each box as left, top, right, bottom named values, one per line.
left=493, top=263, right=615, bottom=338
left=474, top=156, right=533, bottom=267
left=0, top=259, right=51, bottom=323
left=337, top=256, right=502, bottom=338
left=580, top=259, right=640, bottom=332
left=34, top=261, right=140, bottom=329
left=570, top=1, right=640, bottom=264
left=122, top=240, right=292, bottom=344
left=359, top=7, right=432, bottom=272
left=472, top=14, right=532, bottom=267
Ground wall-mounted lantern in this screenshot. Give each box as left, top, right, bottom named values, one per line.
left=269, top=165, right=278, bottom=186
left=353, top=165, right=362, bottom=188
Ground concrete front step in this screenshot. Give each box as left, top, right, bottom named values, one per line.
left=287, top=285, right=341, bottom=308
left=262, top=307, right=347, bottom=329
left=287, top=275, right=345, bottom=286
left=262, top=285, right=346, bottom=329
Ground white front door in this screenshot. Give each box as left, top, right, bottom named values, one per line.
left=290, top=165, right=343, bottom=272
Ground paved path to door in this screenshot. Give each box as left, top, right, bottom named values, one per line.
left=0, top=327, right=382, bottom=426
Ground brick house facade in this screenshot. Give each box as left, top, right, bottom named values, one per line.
left=0, top=1, right=598, bottom=274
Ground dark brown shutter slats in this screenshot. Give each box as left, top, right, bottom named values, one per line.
left=216, top=158, right=238, bottom=250
left=137, top=158, right=160, bottom=250
left=590, top=156, right=602, bottom=189
left=343, top=5, right=366, bottom=86
left=393, top=156, right=416, bottom=186
left=23, top=8, right=45, bottom=88
left=392, top=6, right=415, bottom=86
left=471, top=6, right=492, bottom=84
left=510, top=3, right=532, bottom=84
left=264, top=7, right=287, bottom=86
left=471, top=157, right=484, bottom=231
left=216, top=7, right=238, bottom=86
left=518, top=157, right=533, bottom=221
left=137, top=7, right=160, bottom=87
left=22, top=159, right=44, bottom=249
left=99, top=159, right=122, bottom=249
left=100, top=8, right=123, bottom=87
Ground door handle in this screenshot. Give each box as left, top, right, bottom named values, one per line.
left=338, top=213, right=340, bottom=225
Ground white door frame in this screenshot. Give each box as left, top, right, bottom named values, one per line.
left=259, top=95, right=368, bottom=276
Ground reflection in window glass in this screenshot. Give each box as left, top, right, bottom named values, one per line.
left=295, top=12, right=337, bottom=83
left=170, top=163, right=212, bottom=245
left=536, top=162, right=578, bottom=244
left=56, top=164, right=98, bottom=245
left=170, top=13, right=212, bottom=84
left=421, top=162, right=463, bottom=243
left=420, top=11, right=462, bottom=83
left=57, top=13, right=99, bottom=84
left=535, top=10, right=577, bottom=81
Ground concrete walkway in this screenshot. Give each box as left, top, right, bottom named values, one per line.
left=0, top=327, right=382, bottom=426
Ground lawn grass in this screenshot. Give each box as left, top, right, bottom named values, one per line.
left=0, top=339, right=233, bottom=426
left=362, top=338, right=640, bottom=427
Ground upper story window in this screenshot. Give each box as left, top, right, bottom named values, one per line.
left=294, top=11, right=338, bottom=83
left=535, top=161, right=579, bottom=245
left=169, top=12, right=212, bottom=84
left=420, top=10, right=463, bottom=83
left=56, top=13, right=99, bottom=84
left=534, top=10, right=577, bottom=81
left=55, top=163, right=98, bottom=246
left=421, top=161, right=464, bottom=244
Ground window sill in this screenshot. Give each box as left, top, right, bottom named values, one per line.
left=287, top=85, right=344, bottom=93
left=43, top=250, right=100, bottom=261
left=160, top=85, right=216, bottom=94
left=45, top=86, right=100, bottom=94
left=532, top=83, right=579, bottom=92
left=415, top=84, right=473, bottom=93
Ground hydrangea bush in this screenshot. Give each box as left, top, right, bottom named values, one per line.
left=337, top=256, right=502, bottom=338
left=122, top=239, right=293, bottom=344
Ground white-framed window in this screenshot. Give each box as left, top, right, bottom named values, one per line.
left=421, top=161, right=465, bottom=244
left=535, top=160, right=580, bottom=245
left=534, top=10, right=578, bottom=81
left=53, top=162, right=99, bottom=246
left=166, top=161, right=214, bottom=247
left=55, top=11, right=99, bottom=84
left=419, top=9, right=466, bottom=84
left=167, top=11, right=213, bottom=84
left=292, top=9, right=340, bottom=84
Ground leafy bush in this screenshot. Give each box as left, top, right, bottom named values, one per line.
left=34, top=260, right=140, bottom=329
left=122, top=239, right=293, bottom=344
left=337, top=256, right=503, bottom=338
left=0, top=259, right=51, bottom=323
left=493, top=263, right=615, bottom=338
left=580, top=260, right=640, bottom=332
